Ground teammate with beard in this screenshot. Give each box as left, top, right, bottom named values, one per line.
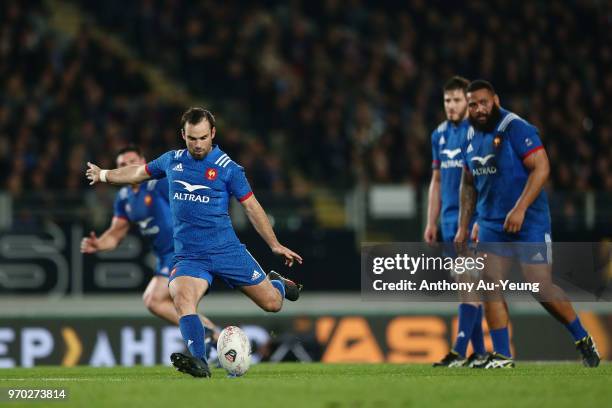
left=426, top=76, right=486, bottom=368
left=455, top=80, right=599, bottom=368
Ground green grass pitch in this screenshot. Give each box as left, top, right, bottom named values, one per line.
left=1, top=363, right=611, bottom=408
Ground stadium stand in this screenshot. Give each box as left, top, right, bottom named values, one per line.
left=78, top=0, right=612, bottom=192
left=1, top=0, right=610, bottom=197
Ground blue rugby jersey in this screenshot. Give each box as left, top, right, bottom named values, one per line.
left=431, top=118, right=474, bottom=227
left=145, top=145, right=253, bottom=257
left=461, top=108, right=551, bottom=233
left=113, top=178, right=174, bottom=257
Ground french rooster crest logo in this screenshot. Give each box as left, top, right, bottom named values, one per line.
left=206, top=168, right=217, bottom=181
left=493, top=134, right=502, bottom=148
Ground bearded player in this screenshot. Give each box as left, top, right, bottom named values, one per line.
left=455, top=80, right=599, bottom=368
left=426, top=76, right=487, bottom=368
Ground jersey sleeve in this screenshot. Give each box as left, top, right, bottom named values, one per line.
left=113, top=191, right=128, bottom=220
left=145, top=151, right=173, bottom=179
left=507, top=120, right=544, bottom=160
left=228, top=165, right=253, bottom=202
left=431, top=130, right=440, bottom=169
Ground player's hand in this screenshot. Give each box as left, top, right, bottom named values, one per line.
left=424, top=224, right=437, bottom=245
left=453, top=227, right=469, bottom=254
left=504, top=207, right=525, bottom=234
left=86, top=162, right=101, bottom=185
left=80, top=231, right=100, bottom=253
left=470, top=222, right=479, bottom=242
left=271, top=244, right=303, bottom=267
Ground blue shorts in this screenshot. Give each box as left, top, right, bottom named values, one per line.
left=155, top=252, right=174, bottom=277
left=169, top=245, right=266, bottom=288
left=477, top=223, right=552, bottom=264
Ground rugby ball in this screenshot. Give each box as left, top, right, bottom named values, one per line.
left=217, top=326, right=251, bottom=376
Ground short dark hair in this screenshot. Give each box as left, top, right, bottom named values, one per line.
left=467, top=79, right=496, bottom=94
left=180, top=107, right=216, bottom=131
left=443, top=76, right=470, bottom=93
left=116, top=145, right=142, bottom=158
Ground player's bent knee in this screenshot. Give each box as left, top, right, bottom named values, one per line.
left=143, top=276, right=171, bottom=312
left=143, top=292, right=166, bottom=314
left=264, top=303, right=282, bottom=313
left=142, top=291, right=155, bottom=311
left=262, top=297, right=282, bottom=313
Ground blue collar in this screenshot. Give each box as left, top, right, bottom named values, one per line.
left=453, top=118, right=469, bottom=130
left=205, top=145, right=223, bottom=163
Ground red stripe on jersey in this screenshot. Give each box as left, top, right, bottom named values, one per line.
left=432, top=160, right=440, bottom=169
left=144, top=164, right=152, bottom=176
left=113, top=215, right=129, bottom=221
left=239, top=191, right=254, bottom=202
left=522, top=146, right=544, bottom=159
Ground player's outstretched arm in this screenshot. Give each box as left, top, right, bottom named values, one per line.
left=86, top=162, right=150, bottom=186
left=424, top=169, right=441, bottom=244
left=80, top=216, right=130, bottom=253
left=240, top=195, right=303, bottom=267
left=455, top=168, right=476, bottom=244
left=504, top=149, right=550, bottom=233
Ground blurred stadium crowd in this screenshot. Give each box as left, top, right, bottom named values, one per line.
left=1, top=0, right=610, bottom=196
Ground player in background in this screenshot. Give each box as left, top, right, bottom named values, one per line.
left=81, top=146, right=219, bottom=342
left=455, top=80, right=600, bottom=368
left=426, top=76, right=487, bottom=368
left=85, top=108, right=303, bottom=378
